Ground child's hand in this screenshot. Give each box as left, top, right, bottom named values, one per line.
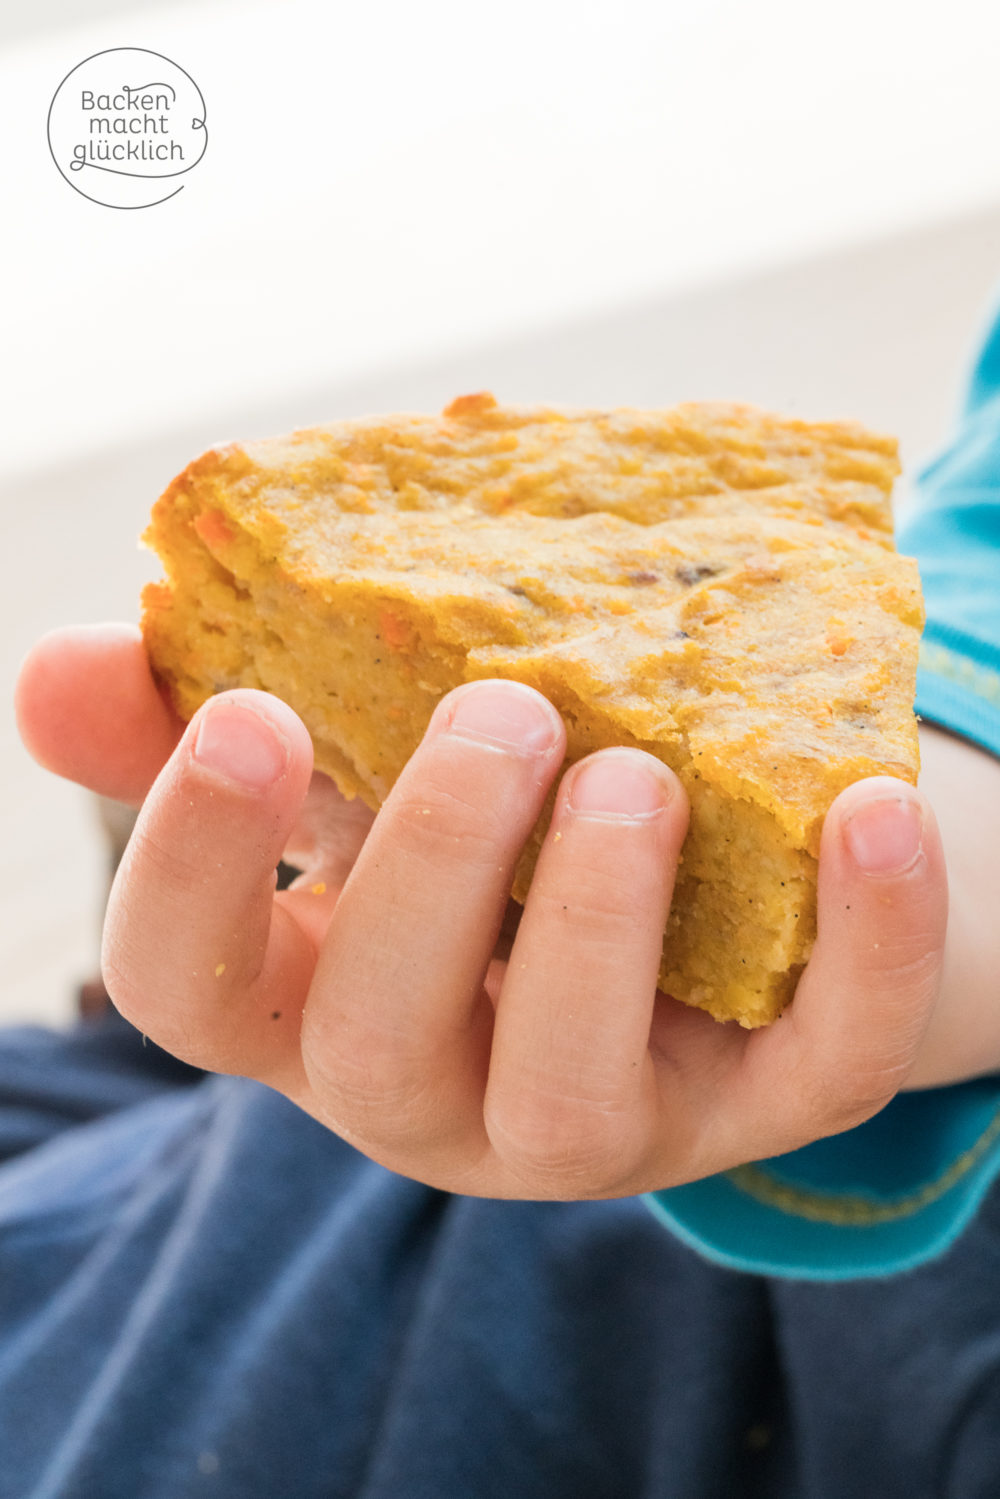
left=16, top=623, right=952, bottom=1199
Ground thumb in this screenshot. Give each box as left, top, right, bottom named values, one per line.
left=15, top=623, right=184, bottom=805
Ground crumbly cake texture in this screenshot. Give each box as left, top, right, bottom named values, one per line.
left=141, top=394, right=923, bottom=1028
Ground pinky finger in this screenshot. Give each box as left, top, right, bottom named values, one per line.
left=731, top=778, right=947, bottom=1161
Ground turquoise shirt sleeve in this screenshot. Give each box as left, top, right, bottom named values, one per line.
left=646, top=303, right=1000, bottom=1280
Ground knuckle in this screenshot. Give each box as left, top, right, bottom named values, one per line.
left=806, top=1056, right=906, bottom=1134
left=128, top=822, right=213, bottom=903
left=852, top=931, right=943, bottom=991
left=103, top=962, right=205, bottom=1067
left=101, top=929, right=236, bottom=1072
left=302, top=1021, right=449, bottom=1151
left=486, top=1090, right=633, bottom=1195
left=387, top=783, right=509, bottom=870
left=532, top=861, right=651, bottom=949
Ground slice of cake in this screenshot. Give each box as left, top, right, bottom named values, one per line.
left=141, top=394, right=923, bottom=1027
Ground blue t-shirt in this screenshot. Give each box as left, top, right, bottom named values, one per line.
left=2, top=306, right=1000, bottom=1496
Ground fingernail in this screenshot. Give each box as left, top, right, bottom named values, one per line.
left=844, top=795, right=923, bottom=875
left=567, top=750, right=670, bottom=818
left=445, top=682, right=560, bottom=753
left=192, top=701, right=290, bottom=789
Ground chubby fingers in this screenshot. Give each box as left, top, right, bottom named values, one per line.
left=300, top=680, right=567, bottom=1169
left=726, top=776, right=948, bottom=1165
left=102, top=689, right=315, bottom=1086
left=299, top=681, right=693, bottom=1197
left=485, top=751, right=687, bottom=1192
left=15, top=623, right=184, bottom=804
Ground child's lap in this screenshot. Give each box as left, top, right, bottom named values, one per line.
left=0, top=1014, right=998, bottom=1498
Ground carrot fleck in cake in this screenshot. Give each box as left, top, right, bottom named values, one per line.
left=141, top=393, right=923, bottom=1026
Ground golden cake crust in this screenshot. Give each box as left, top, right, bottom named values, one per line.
left=141, top=394, right=923, bottom=1026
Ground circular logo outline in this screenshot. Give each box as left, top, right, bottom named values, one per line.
left=47, top=47, right=207, bottom=209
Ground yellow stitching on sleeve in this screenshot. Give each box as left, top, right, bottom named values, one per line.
left=726, top=1103, right=1000, bottom=1226
left=919, top=642, right=1000, bottom=707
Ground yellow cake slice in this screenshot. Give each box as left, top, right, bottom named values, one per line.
left=141, top=393, right=923, bottom=1027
